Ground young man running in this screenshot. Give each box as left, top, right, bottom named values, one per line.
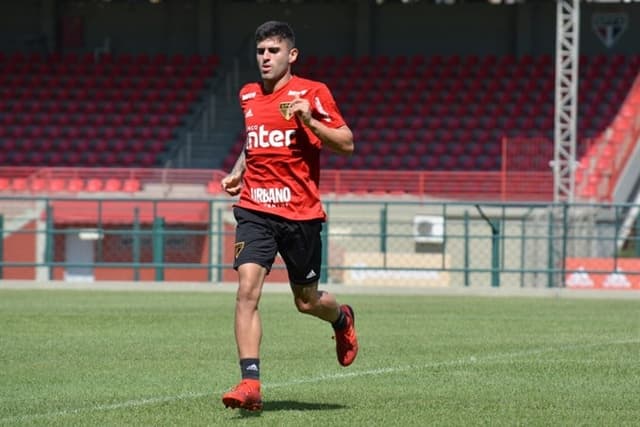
left=220, top=20, right=359, bottom=411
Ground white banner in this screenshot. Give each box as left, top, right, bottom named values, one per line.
left=342, top=252, right=450, bottom=287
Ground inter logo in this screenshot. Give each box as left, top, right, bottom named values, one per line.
left=245, top=125, right=295, bottom=148
left=279, top=102, right=292, bottom=120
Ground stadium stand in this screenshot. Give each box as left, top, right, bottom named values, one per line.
left=218, top=53, right=639, bottom=201
left=575, top=74, right=640, bottom=200
left=0, top=165, right=231, bottom=198
left=222, top=53, right=638, bottom=176
left=0, top=51, right=219, bottom=169
left=1, top=50, right=638, bottom=201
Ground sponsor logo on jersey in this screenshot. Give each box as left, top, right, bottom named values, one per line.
left=245, top=108, right=253, bottom=118
left=250, top=186, right=292, bottom=206
left=279, top=102, right=293, bottom=120
left=246, top=125, right=295, bottom=148
left=287, top=89, right=308, bottom=97
left=242, top=91, right=257, bottom=101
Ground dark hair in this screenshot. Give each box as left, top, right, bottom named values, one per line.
left=255, top=21, right=295, bottom=47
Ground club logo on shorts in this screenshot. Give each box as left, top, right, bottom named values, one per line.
left=279, top=102, right=292, bottom=120
left=234, top=242, right=245, bottom=258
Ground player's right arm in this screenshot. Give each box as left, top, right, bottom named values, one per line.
left=221, top=150, right=245, bottom=196
left=223, top=85, right=255, bottom=196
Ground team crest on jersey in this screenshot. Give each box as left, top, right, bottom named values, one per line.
left=279, top=102, right=293, bottom=120
left=234, top=242, right=245, bottom=258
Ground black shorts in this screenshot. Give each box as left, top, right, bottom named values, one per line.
left=232, top=207, right=323, bottom=285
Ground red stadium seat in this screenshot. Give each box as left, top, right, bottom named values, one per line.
left=85, top=178, right=103, bottom=192
left=11, top=178, right=28, bottom=192
left=30, top=178, right=47, bottom=192
left=104, top=178, right=122, bottom=192
left=67, top=178, right=85, bottom=192
left=48, top=178, right=66, bottom=192
left=123, top=179, right=141, bottom=192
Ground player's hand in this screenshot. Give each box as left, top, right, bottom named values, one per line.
left=288, top=94, right=312, bottom=125
left=221, top=173, right=242, bottom=196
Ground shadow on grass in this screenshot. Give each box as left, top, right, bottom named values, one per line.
left=264, top=400, right=346, bottom=411
left=236, top=400, right=347, bottom=417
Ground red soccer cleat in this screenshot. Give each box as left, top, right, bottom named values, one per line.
left=222, top=379, right=263, bottom=411
left=334, top=304, right=359, bottom=367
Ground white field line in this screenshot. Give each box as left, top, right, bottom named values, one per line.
left=1, top=338, right=637, bottom=424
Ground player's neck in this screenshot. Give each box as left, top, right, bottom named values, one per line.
left=263, top=73, right=292, bottom=94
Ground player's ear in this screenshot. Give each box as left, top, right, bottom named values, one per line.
left=288, top=47, right=299, bottom=64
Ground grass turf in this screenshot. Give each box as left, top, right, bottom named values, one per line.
left=0, top=289, right=638, bottom=426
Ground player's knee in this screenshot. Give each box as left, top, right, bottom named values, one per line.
left=236, top=282, right=260, bottom=306
left=293, top=296, right=316, bottom=314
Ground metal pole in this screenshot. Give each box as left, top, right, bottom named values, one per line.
left=216, top=207, right=223, bottom=283
left=46, top=204, right=54, bottom=280
left=561, top=202, right=570, bottom=288
left=0, top=215, right=4, bottom=279
left=475, top=205, right=500, bottom=287
left=320, top=217, right=329, bottom=284
left=636, top=215, right=640, bottom=257
left=520, top=216, right=526, bottom=288
left=132, top=208, right=140, bottom=281
left=553, top=0, right=580, bottom=202
left=463, top=210, right=469, bottom=287
left=380, top=205, right=388, bottom=269
left=547, top=209, right=554, bottom=288
left=153, top=217, right=165, bottom=281
left=491, top=220, right=500, bottom=288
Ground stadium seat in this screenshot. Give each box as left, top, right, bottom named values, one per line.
left=67, top=178, right=85, bottom=192
left=85, top=178, right=104, bottom=192
left=30, top=178, right=47, bottom=192
left=123, top=179, right=141, bottom=193
left=11, top=178, right=28, bottom=192
left=48, top=178, right=66, bottom=192
left=0, top=51, right=217, bottom=168
left=104, top=178, right=122, bottom=192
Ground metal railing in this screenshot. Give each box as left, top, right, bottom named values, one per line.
left=1, top=196, right=639, bottom=290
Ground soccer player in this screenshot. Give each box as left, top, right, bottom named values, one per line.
left=220, top=20, right=359, bottom=411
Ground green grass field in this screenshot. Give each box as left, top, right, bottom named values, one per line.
left=0, top=289, right=638, bottom=426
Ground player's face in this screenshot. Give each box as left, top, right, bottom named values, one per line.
left=256, top=37, right=297, bottom=86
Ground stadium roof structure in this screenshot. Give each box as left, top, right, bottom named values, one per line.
left=374, top=0, right=640, bottom=4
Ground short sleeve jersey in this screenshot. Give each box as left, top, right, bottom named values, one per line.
left=236, top=75, right=346, bottom=221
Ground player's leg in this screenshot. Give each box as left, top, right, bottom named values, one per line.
left=222, top=208, right=277, bottom=411
left=290, top=282, right=358, bottom=367
left=222, top=262, right=266, bottom=411
left=290, top=281, right=339, bottom=321
left=278, top=218, right=359, bottom=366
left=234, top=262, right=267, bottom=360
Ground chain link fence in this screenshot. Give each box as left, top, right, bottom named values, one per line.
left=1, top=196, right=639, bottom=289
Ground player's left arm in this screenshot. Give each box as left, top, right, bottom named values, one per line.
left=288, top=92, right=354, bottom=156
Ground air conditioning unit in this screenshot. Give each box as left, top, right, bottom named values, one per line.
left=413, top=215, right=444, bottom=244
